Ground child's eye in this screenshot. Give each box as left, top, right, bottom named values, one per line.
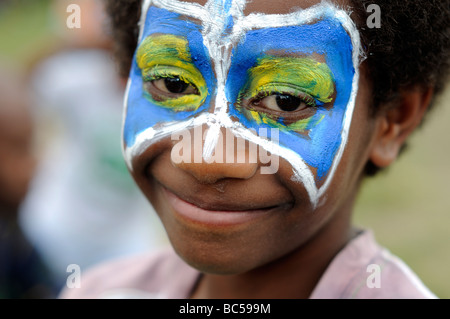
left=251, top=92, right=316, bottom=113
left=237, top=87, right=323, bottom=131
left=236, top=56, right=335, bottom=130
left=140, top=67, right=207, bottom=112
left=136, top=34, right=208, bottom=112
left=151, top=76, right=198, bottom=95
left=242, top=86, right=318, bottom=119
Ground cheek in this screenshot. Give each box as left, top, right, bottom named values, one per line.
left=317, top=76, right=376, bottom=209
left=275, top=79, right=375, bottom=213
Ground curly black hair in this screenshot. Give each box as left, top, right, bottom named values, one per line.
left=103, top=0, right=450, bottom=175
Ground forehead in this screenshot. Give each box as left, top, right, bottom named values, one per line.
left=139, top=0, right=356, bottom=51
left=137, top=0, right=358, bottom=84
left=184, top=0, right=349, bottom=14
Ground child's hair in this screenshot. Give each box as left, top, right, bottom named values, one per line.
left=103, top=0, right=450, bottom=175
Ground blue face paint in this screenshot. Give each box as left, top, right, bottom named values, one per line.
left=227, top=18, right=354, bottom=179
left=123, top=6, right=215, bottom=147
left=124, top=2, right=357, bottom=190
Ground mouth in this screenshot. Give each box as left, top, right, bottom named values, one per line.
left=162, top=186, right=287, bottom=227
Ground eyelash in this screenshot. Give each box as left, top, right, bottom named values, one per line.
left=238, top=83, right=321, bottom=120
left=143, top=71, right=194, bottom=88
left=233, top=83, right=328, bottom=130
left=140, top=66, right=208, bottom=112
left=140, top=68, right=326, bottom=127
left=250, top=90, right=317, bottom=108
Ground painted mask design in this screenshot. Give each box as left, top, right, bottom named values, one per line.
left=123, top=0, right=362, bottom=208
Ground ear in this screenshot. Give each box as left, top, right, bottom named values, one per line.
left=370, top=86, right=434, bottom=168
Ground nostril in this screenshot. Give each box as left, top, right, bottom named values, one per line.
left=170, top=126, right=260, bottom=184
left=222, top=162, right=258, bottom=180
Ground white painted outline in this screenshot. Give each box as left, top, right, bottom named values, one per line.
left=123, top=0, right=362, bottom=208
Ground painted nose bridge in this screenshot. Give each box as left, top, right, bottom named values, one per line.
left=202, top=85, right=230, bottom=159
left=171, top=125, right=259, bottom=184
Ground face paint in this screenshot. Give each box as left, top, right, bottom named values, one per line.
left=136, top=34, right=208, bottom=112
left=227, top=17, right=356, bottom=180
left=240, top=57, right=334, bottom=106
left=122, top=0, right=363, bottom=208
left=236, top=56, right=334, bottom=133
left=123, top=4, right=215, bottom=149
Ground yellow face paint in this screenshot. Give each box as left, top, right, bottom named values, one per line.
left=243, top=108, right=325, bottom=132
left=244, top=56, right=334, bottom=103
left=136, top=34, right=208, bottom=112
left=237, top=56, right=334, bottom=133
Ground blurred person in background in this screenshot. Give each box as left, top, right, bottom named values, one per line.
left=0, top=62, right=57, bottom=298
left=18, top=0, right=167, bottom=289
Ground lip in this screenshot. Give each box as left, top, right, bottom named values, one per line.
left=162, top=187, right=279, bottom=227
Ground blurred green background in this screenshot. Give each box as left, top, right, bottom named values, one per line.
left=0, top=0, right=55, bottom=66
left=1, top=0, right=449, bottom=298
left=354, top=87, right=450, bottom=299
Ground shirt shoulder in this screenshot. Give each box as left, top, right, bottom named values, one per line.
left=310, top=230, right=437, bottom=299
left=59, top=247, right=200, bottom=299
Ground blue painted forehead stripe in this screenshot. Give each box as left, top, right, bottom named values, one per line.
left=141, top=7, right=200, bottom=39
left=210, top=0, right=233, bottom=15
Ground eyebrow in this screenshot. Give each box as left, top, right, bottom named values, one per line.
left=136, top=34, right=193, bottom=70
left=244, top=56, right=335, bottom=103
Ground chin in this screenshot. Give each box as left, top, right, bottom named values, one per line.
left=167, top=229, right=262, bottom=275
left=179, top=251, right=255, bottom=276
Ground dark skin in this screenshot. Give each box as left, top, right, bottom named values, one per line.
left=129, top=0, right=434, bottom=298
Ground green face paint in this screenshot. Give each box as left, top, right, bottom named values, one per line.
left=241, top=108, right=326, bottom=132
left=237, top=56, right=334, bottom=132
left=136, top=34, right=208, bottom=112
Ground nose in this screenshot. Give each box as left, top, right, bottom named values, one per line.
left=171, top=126, right=259, bottom=184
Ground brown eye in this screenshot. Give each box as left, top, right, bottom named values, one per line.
left=254, top=93, right=310, bottom=112
left=274, top=94, right=305, bottom=112
left=152, top=77, right=198, bottom=95
left=164, top=77, right=188, bottom=93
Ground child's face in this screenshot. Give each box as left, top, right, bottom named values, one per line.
left=123, top=0, right=375, bottom=273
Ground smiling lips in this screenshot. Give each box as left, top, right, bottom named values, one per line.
left=162, top=186, right=284, bottom=227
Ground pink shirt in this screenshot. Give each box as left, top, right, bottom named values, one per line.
left=60, top=230, right=437, bottom=299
